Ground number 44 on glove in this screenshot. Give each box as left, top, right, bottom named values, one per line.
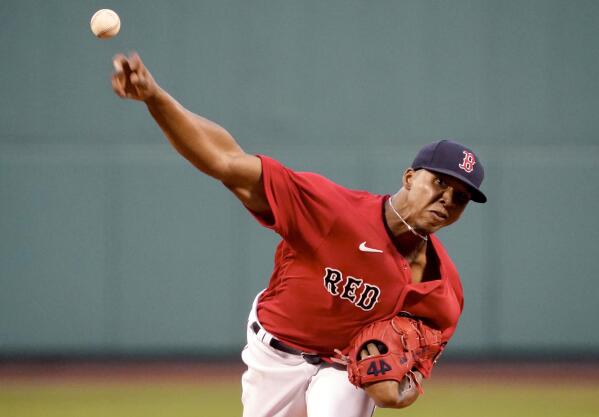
left=334, top=315, right=446, bottom=393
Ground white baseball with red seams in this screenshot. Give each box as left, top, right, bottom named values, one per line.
left=90, top=9, right=121, bottom=39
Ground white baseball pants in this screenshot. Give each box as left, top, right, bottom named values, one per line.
left=241, top=295, right=375, bottom=417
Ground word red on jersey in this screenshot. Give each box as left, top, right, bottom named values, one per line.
left=322, top=267, right=381, bottom=311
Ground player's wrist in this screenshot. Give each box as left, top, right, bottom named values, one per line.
left=143, top=85, right=166, bottom=105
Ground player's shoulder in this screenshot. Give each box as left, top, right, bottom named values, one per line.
left=259, top=154, right=382, bottom=204
left=277, top=158, right=380, bottom=199
left=301, top=171, right=382, bottom=206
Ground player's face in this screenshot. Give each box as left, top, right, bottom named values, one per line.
left=403, top=169, right=471, bottom=233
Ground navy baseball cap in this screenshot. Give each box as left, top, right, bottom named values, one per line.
left=411, top=139, right=487, bottom=203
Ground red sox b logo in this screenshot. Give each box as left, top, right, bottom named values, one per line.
left=458, top=150, right=476, bottom=173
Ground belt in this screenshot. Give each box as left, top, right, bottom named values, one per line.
left=250, top=321, right=322, bottom=365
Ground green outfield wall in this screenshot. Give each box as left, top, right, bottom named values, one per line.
left=1, top=0, right=598, bottom=357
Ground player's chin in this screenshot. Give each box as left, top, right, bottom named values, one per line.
left=419, top=219, right=449, bottom=234
left=423, top=225, right=442, bottom=235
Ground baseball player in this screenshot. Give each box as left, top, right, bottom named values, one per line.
left=111, top=52, right=486, bottom=417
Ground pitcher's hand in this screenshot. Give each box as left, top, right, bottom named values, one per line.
left=112, top=52, right=158, bottom=101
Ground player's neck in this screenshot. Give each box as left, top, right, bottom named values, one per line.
left=393, top=231, right=427, bottom=260
left=385, top=194, right=427, bottom=237
left=384, top=194, right=428, bottom=255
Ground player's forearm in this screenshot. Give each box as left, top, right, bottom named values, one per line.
left=144, top=88, right=244, bottom=180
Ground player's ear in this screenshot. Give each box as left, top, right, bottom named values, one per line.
left=403, top=169, right=416, bottom=190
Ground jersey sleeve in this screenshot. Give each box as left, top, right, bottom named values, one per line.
left=247, top=155, right=342, bottom=251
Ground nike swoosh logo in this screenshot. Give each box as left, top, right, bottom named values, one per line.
left=359, top=241, right=383, bottom=253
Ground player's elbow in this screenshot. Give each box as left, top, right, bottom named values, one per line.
left=366, top=380, right=418, bottom=409
left=370, top=383, right=419, bottom=409
left=373, top=398, right=401, bottom=409
left=374, top=396, right=417, bottom=409
left=395, top=392, right=419, bottom=409
left=187, top=150, right=240, bottom=182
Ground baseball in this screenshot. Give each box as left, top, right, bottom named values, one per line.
left=90, top=9, right=120, bottom=39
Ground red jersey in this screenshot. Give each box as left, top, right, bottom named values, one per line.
left=249, top=156, right=464, bottom=377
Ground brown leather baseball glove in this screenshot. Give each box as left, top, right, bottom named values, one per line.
left=336, top=315, right=445, bottom=390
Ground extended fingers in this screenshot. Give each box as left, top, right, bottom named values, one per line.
left=128, top=52, right=143, bottom=71
left=110, top=51, right=154, bottom=100
left=360, top=342, right=382, bottom=359
left=367, top=342, right=381, bottom=356
left=130, top=71, right=148, bottom=89
left=111, top=74, right=126, bottom=97
left=112, top=53, right=139, bottom=97
left=112, top=53, right=128, bottom=74
left=125, top=52, right=149, bottom=89
left=360, top=348, right=369, bottom=359
left=111, top=54, right=128, bottom=97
